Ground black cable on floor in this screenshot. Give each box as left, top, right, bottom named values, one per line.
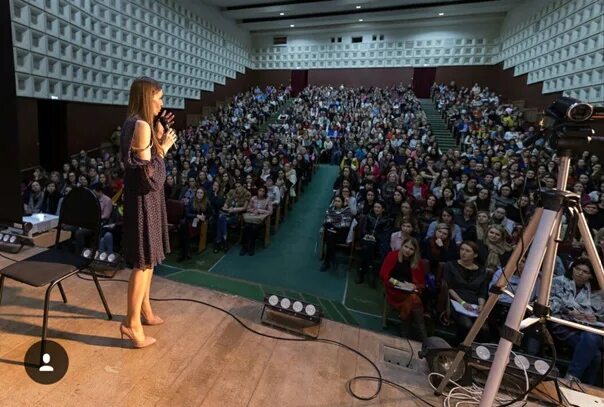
left=75, top=272, right=437, bottom=406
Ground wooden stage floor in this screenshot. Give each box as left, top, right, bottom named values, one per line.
left=0, top=263, right=443, bottom=407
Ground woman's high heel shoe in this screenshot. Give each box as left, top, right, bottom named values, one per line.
left=141, top=313, right=164, bottom=326
left=120, top=324, right=156, bottom=348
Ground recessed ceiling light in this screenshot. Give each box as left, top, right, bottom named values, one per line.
left=358, top=18, right=363, bottom=22
left=356, top=5, right=361, bottom=9
left=438, top=12, right=444, bottom=16
left=279, top=12, right=284, bottom=16
left=290, top=24, right=295, bottom=27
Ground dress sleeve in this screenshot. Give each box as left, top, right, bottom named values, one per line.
left=128, top=154, right=165, bottom=194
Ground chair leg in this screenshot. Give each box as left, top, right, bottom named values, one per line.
left=0, top=275, right=4, bottom=305
left=42, top=283, right=55, bottom=345
left=58, top=282, right=68, bottom=303
left=89, top=269, right=112, bottom=320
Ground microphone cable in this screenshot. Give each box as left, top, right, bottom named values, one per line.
left=75, top=272, right=437, bottom=406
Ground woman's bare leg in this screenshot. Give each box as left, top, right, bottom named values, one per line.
left=125, top=268, right=148, bottom=339
left=141, top=267, right=156, bottom=319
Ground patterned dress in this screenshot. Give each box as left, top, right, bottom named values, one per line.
left=120, top=116, right=170, bottom=269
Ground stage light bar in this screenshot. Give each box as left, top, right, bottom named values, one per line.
left=0, top=231, right=26, bottom=254
left=261, top=294, right=322, bottom=338
left=469, top=343, right=558, bottom=379
left=81, top=249, right=121, bottom=266
left=263, top=294, right=322, bottom=322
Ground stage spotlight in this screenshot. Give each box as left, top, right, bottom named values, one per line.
left=305, top=304, right=316, bottom=317
left=261, top=294, right=322, bottom=338
left=534, top=359, right=551, bottom=375
left=268, top=294, right=279, bottom=306
left=280, top=297, right=291, bottom=309
left=475, top=345, right=491, bottom=361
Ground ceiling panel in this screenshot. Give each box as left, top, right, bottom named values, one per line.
left=199, top=0, right=521, bottom=34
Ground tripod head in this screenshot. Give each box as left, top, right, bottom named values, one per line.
left=535, top=97, right=604, bottom=157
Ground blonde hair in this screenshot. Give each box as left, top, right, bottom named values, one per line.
left=399, top=237, right=421, bottom=268
left=127, top=77, right=163, bottom=154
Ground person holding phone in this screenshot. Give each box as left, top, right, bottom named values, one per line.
left=120, top=77, right=176, bottom=348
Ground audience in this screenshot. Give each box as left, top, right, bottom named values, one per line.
left=21, top=80, right=604, bottom=384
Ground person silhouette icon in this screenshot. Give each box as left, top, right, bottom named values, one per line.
left=39, top=353, right=54, bottom=372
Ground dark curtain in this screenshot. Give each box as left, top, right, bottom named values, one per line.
left=412, top=68, right=437, bottom=98
left=38, top=100, right=67, bottom=172
left=291, top=70, right=308, bottom=96
left=0, top=0, right=23, bottom=224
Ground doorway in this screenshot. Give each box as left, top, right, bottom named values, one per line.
left=290, top=70, right=308, bottom=96
left=412, top=67, right=437, bottom=98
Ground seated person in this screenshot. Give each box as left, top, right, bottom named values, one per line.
left=74, top=183, right=113, bottom=254
left=443, top=241, right=490, bottom=344
left=549, top=258, right=604, bottom=385
left=213, top=180, right=250, bottom=253
left=357, top=201, right=393, bottom=287
left=321, top=195, right=353, bottom=272
left=380, top=237, right=427, bottom=340
left=178, top=188, right=213, bottom=261
left=23, top=181, right=44, bottom=215
left=462, top=210, right=490, bottom=242
left=425, top=208, right=463, bottom=246
left=240, top=186, right=273, bottom=256
left=265, top=177, right=281, bottom=207
left=390, top=220, right=415, bottom=251
left=478, top=224, right=513, bottom=276
left=99, top=200, right=123, bottom=256
left=421, top=223, right=458, bottom=276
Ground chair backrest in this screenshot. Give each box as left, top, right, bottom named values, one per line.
left=166, top=199, right=185, bottom=225
left=57, top=187, right=101, bottom=248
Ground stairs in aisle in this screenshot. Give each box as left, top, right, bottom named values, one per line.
left=419, top=98, right=457, bottom=152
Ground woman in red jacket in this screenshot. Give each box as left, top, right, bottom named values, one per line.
left=380, top=237, right=427, bottom=340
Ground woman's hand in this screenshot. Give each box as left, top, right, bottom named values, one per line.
left=463, top=302, right=474, bottom=311
left=155, top=110, right=175, bottom=139
left=160, top=128, right=177, bottom=153
left=435, top=238, right=443, bottom=247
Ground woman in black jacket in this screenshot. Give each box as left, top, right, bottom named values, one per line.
left=357, top=201, right=393, bottom=287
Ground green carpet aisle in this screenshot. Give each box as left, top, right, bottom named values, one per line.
left=419, top=98, right=457, bottom=151
left=156, top=161, right=404, bottom=332
left=209, top=165, right=344, bottom=300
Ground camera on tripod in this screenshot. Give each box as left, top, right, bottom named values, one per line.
left=535, top=97, right=604, bottom=156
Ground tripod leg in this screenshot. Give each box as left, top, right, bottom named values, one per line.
left=480, top=208, right=559, bottom=407
left=535, top=210, right=564, bottom=308
left=434, top=207, right=542, bottom=395
left=576, top=211, right=604, bottom=289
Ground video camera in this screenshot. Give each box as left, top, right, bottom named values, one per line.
left=527, top=97, right=604, bottom=156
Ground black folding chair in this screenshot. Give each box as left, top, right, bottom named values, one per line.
left=0, top=187, right=112, bottom=358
